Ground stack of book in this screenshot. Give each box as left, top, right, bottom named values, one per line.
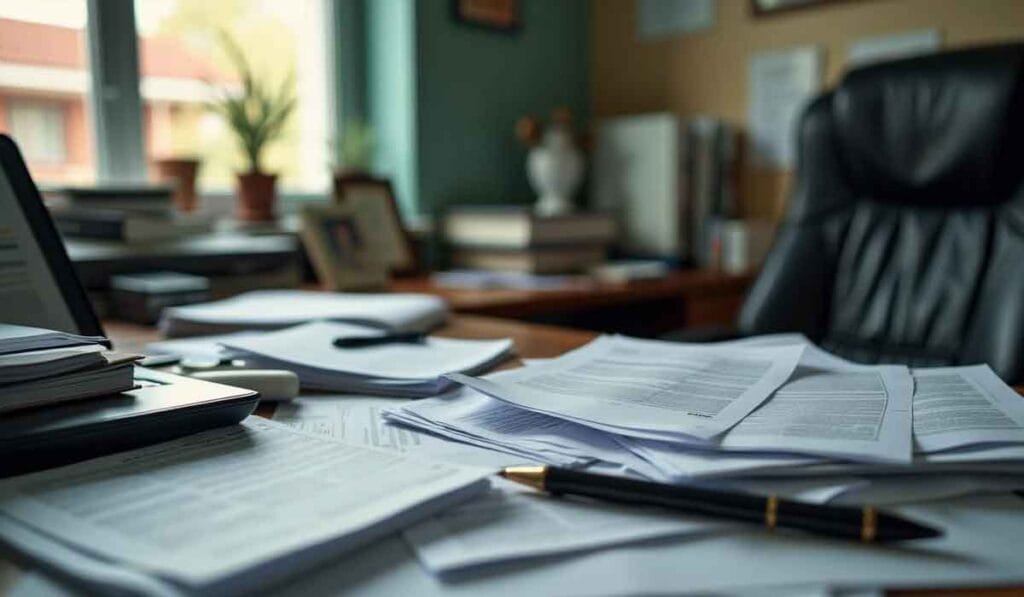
left=46, top=185, right=211, bottom=243
left=0, top=324, right=140, bottom=413
left=443, top=207, right=617, bottom=274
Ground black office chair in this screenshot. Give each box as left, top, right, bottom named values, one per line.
left=735, top=43, right=1024, bottom=384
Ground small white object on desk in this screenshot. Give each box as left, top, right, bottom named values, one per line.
left=189, top=369, right=300, bottom=402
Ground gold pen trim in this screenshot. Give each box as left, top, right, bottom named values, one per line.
left=861, top=506, right=878, bottom=542
left=500, top=466, right=548, bottom=491
left=765, top=495, right=779, bottom=531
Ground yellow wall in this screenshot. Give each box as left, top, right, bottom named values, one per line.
left=591, top=0, right=1024, bottom=218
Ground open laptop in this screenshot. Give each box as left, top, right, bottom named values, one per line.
left=0, top=134, right=259, bottom=476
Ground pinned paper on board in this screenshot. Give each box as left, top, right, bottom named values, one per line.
left=748, top=45, right=823, bottom=169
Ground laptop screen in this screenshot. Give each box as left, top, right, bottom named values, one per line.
left=0, top=136, right=101, bottom=336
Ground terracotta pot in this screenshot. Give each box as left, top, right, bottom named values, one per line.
left=236, top=171, right=278, bottom=222
left=153, top=158, right=200, bottom=213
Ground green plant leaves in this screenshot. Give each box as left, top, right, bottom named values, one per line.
left=208, top=30, right=296, bottom=173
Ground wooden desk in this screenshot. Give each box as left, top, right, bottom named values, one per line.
left=19, top=316, right=1023, bottom=597
left=391, top=269, right=754, bottom=336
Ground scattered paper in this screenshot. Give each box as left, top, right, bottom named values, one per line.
left=912, top=365, right=1024, bottom=453
left=449, top=336, right=804, bottom=441
left=0, top=418, right=488, bottom=592
left=272, top=396, right=524, bottom=468
left=386, top=383, right=665, bottom=477
left=720, top=366, right=914, bottom=463
left=404, top=479, right=726, bottom=573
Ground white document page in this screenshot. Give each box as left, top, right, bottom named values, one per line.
left=272, top=395, right=524, bottom=468
left=239, top=494, right=1024, bottom=597
left=720, top=366, right=913, bottom=463
left=223, top=321, right=511, bottom=381
left=449, top=336, right=804, bottom=441
left=912, top=365, right=1024, bottom=453
left=403, top=479, right=725, bottom=573
left=0, top=418, right=489, bottom=590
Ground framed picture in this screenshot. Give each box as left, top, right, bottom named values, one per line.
left=452, top=0, right=520, bottom=32
left=333, top=175, right=418, bottom=275
left=299, top=203, right=389, bottom=291
left=751, top=0, right=862, bottom=16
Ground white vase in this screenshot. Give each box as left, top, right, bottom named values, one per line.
left=527, top=127, right=584, bottom=217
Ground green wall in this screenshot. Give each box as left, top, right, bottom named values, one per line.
left=365, top=0, right=590, bottom=217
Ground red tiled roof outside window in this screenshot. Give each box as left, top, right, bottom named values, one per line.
left=0, top=17, right=225, bottom=81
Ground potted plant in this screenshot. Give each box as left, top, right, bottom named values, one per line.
left=209, top=33, right=295, bottom=222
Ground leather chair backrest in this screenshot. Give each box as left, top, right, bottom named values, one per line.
left=739, top=44, right=1024, bottom=383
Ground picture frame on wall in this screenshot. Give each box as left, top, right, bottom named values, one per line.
left=299, top=203, right=389, bottom=291
left=333, top=175, right=418, bottom=276
left=452, top=0, right=520, bottom=33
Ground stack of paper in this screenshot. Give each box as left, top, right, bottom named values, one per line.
left=0, top=323, right=106, bottom=355
left=220, top=321, right=513, bottom=397
left=0, top=418, right=490, bottom=595
left=385, top=378, right=656, bottom=472
left=386, top=334, right=1024, bottom=496
left=0, top=344, right=107, bottom=384
left=0, top=324, right=140, bottom=414
left=158, top=289, right=448, bottom=337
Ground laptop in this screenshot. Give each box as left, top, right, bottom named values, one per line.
left=0, top=134, right=259, bottom=476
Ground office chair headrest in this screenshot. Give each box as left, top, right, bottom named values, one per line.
left=832, top=43, right=1024, bottom=206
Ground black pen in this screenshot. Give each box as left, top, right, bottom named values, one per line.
left=333, top=332, right=427, bottom=348
left=501, top=466, right=942, bottom=543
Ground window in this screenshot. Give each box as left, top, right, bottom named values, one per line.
left=134, top=0, right=334, bottom=195
left=0, top=0, right=95, bottom=184
left=7, top=100, right=68, bottom=164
